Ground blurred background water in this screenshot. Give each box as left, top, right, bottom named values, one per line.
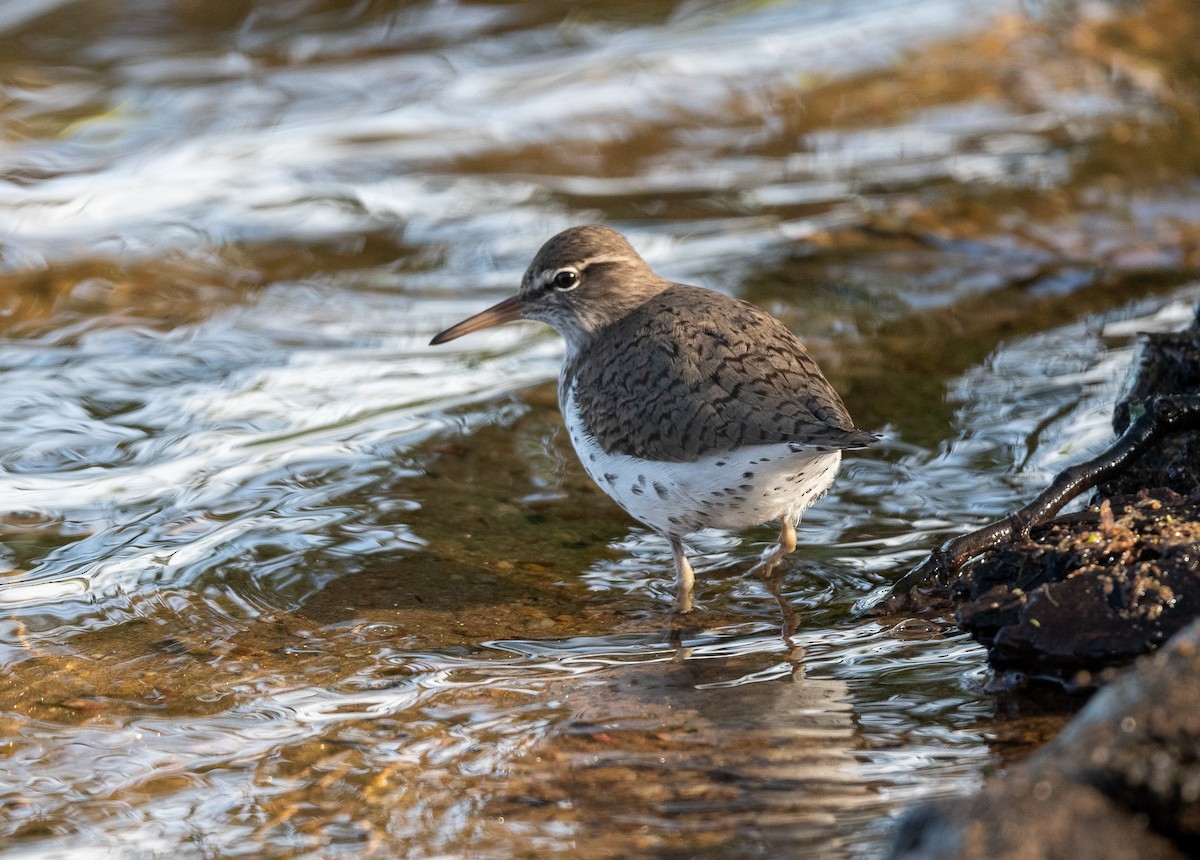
left=2, top=0, right=1200, bottom=856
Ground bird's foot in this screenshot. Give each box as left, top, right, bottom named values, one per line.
left=745, top=522, right=800, bottom=645
left=744, top=544, right=788, bottom=580
left=665, top=606, right=705, bottom=634
left=745, top=521, right=797, bottom=580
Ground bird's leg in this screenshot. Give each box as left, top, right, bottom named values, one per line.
left=779, top=519, right=797, bottom=555
left=746, top=520, right=800, bottom=645
left=669, top=537, right=695, bottom=614
left=745, top=519, right=797, bottom=579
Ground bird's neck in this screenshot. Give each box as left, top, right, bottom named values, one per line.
left=560, top=280, right=673, bottom=353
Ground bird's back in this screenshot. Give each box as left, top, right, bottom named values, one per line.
left=563, top=285, right=872, bottom=463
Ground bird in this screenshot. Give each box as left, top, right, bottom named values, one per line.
left=430, top=225, right=874, bottom=613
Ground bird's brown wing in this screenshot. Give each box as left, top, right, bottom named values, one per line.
left=567, top=285, right=875, bottom=462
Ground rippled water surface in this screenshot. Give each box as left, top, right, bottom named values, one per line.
left=3, top=0, right=1200, bottom=856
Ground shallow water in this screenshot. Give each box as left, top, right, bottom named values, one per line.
left=1, top=0, right=1199, bottom=856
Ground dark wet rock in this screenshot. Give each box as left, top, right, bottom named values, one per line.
left=888, top=617, right=1200, bottom=859
left=954, top=489, right=1200, bottom=677
left=1107, top=318, right=1200, bottom=498
left=917, top=304, right=1200, bottom=681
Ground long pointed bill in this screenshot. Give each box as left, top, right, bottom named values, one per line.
left=429, top=294, right=525, bottom=345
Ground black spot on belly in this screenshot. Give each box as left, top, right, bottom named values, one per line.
left=630, top=484, right=644, bottom=496
left=742, top=471, right=754, bottom=479
left=739, top=484, right=753, bottom=491
left=653, top=482, right=669, bottom=499
left=715, top=459, right=727, bottom=467
left=603, top=473, right=617, bottom=484
left=637, top=474, right=647, bottom=486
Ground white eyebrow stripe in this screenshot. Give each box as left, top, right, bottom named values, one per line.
left=533, top=254, right=633, bottom=290
left=578, top=253, right=629, bottom=269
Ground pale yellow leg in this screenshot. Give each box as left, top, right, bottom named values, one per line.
left=779, top=520, right=797, bottom=555
left=669, top=537, right=695, bottom=614
left=752, top=520, right=800, bottom=644
left=747, top=519, right=798, bottom=578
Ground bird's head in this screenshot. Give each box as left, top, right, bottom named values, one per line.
left=430, top=225, right=668, bottom=351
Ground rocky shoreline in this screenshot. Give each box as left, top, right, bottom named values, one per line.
left=887, top=305, right=1200, bottom=856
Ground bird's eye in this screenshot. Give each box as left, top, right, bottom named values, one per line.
left=553, top=269, right=580, bottom=291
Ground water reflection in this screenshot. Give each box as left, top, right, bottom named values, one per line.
left=489, top=654, right=861, bottom=856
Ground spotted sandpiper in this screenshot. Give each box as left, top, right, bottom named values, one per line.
left=431, top=225, right=874, bottom=613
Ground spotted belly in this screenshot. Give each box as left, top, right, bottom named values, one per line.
left=561, top=386, right=842, bottom=538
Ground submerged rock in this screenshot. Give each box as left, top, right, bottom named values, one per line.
left=888, top=616, right=1200, bottom=859
left=890, top=774, right=1183, bottom=860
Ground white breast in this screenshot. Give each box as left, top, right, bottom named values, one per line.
left=561, top=383, right=841, bottom=539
